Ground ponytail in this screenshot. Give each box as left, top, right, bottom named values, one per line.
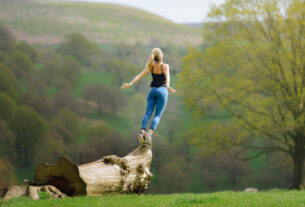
left=146, top=54, right=155, bottom=71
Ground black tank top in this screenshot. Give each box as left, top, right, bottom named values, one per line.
left=150, top=63, right=166, bottom=87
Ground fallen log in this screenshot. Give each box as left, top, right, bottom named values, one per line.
left=33, top=144, right=153, bottom=196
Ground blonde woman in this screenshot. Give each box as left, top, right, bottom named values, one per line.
left=121, top=48, right=176, bottom=145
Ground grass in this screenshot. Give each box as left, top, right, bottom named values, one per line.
left=0, top=0, right=202, bottom=46
left=75, top=71, right=113, bottom=97
left=1, top=190, right=305, bottom=207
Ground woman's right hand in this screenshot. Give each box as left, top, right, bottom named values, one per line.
left=167, top=87, right=176, bottom=93
left=121, top=83, right=132, bottom=89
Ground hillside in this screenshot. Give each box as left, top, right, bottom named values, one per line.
left=0, top=0, right=202, bottom=46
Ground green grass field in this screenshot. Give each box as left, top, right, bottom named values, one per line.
left=1, top=190, right=304, bottom=207
left=0, top=0, right=202, bottom=46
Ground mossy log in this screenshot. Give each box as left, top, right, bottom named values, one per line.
left=33, top=144, right=153, bottom=196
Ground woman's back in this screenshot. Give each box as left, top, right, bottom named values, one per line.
left=150, top=62, right=166, bottom=87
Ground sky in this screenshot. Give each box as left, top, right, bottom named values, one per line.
left=62, top=0, right=226, bottom=23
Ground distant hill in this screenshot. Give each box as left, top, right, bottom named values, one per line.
left=182, top=23, right=204, bottom=28
left=0, top=0, right=202, bottom=46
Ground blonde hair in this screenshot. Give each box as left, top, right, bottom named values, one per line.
left=146, top=48, right=163, bottom=71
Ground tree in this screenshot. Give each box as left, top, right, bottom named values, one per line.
left=14, top=41, right=38, bottom=64
left=8, top=106, right=47, bottom=167
left=0, top=23, right=15, bottom=53
left=56, top=56, right=81, bottom=89
left=178, top=0, right=305, bottom=189
left=0, top=92, right=16, bottom=121
left=57, top=33, right=99, bottom=66
left=50, top=110, right=82, bottom=144
left=0, top=156, right=16, bottom=188
left=20, top=92, right=54, bottom=118
left=0, top=63, right=20, bottom=100
left=10, top=50, right=33, bottom=78
left=106, top=58, right=139, bottom=86
left=83, top=83, right=126, bottom=116
left=0, top=119, right=16, bottom=162
left=78, top=123, right=128, bottom=163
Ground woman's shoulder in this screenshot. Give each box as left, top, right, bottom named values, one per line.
left=162, top=63, right=169, bottom=70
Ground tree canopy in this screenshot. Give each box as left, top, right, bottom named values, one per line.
left=178, top=0, right=305, bottom=189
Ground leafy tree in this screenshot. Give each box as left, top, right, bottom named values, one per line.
left=0, top=156, right=16, bottom=188
left=107, top=59, right=139, bottom=86
left=0, top=63, right=20, bottom=100
left=33, top=137, right=70, bottom=165
left=0, top=92, right=16, bottom=121
left=178, top=0, right=305, bottom=189
left=78, top=123, right=127, bottom=163
left=50, top=110, right=82, bottom=143
left=53, top=88, right=80, bottom=113
left=0, top=119, right=16, bottom=161
left=20, top=92, right=54, bottom=118
left=125, top=93, right=146, bottom=121
left=57, top=33, right=99, bottom=66
left=56, top=56, right=81, bottom=89
left=10, top=50, right=33, bottom=78
left=8, top=106, right=47, bottom=166
left=83, top=83, right=126, bottom=116
left=14, top=41, right=38, bottom=64
left=0, top=23, right=15, bottom=53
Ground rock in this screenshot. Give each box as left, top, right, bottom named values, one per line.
left=244, top=187, right=258, bottom=193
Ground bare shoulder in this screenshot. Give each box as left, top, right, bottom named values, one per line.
left=163, top=64, right=169, bottom=70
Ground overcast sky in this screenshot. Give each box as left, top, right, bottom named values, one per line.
left=62, top=0, right=226, bottom=23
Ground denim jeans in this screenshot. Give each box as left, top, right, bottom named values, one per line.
left=141, top=87, right=168, bottom=131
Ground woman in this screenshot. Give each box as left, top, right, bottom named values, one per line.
left=121, top=48, right=176, bottom=145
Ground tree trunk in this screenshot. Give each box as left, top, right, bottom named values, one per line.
left=291, top=149, right=305, bottom=189
left=33, top=144, right=152, bottom=196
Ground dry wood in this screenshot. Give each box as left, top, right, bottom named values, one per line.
left=33, top=144, right=153, bottom=196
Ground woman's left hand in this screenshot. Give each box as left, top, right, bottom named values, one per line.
left=121, top=83, right=132, bottom=89
left=167, top=87, right=176, bottom=93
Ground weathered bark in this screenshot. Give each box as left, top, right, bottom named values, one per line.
left=33, top=144, right=153, bottom=196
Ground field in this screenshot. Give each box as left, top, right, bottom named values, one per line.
left=1, top=190, right=304, bottom=207
left=0, top=0, right=202, bottom=46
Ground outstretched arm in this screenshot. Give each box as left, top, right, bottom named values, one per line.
left=163, top=64, right=176, bottom=93
left=121, top=67, right=150, bottom=89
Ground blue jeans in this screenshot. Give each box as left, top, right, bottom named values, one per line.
left=141, top=87, right=168, bottom=131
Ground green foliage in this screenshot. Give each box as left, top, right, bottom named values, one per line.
left=14, top=41, right=38, bottom=64
left=50, top=110, right=82, bottom=143
left=56, top=56, right=81, bottom=89
left=0, top=63, right=20, bottom=100
left=106, top=58, right=140, bottom=86
left=57, top=33, right=99, bottom=66
left=178, top=0, right=305, bottom=189
left=0, top=119, right=16, bottom=159
left=0, top=92, right=16, bottom=121
left=0, top=156, right=16, bottom=188
left=0, top=23, right=15, bottom=53
left=83, top=83, right=126, bottom=116
left=11, top=50, right=33, bottom=78
left=179, top=0, right=305, bottom=155
left=8, top=106, right=47, bottom=166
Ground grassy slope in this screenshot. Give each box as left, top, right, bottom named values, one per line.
left=0, top=0, right=202, bottom=46
left=1, top=190, right=305, bottom=207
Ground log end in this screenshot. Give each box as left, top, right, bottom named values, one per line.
left=34, top=156, right=86, bottom=196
